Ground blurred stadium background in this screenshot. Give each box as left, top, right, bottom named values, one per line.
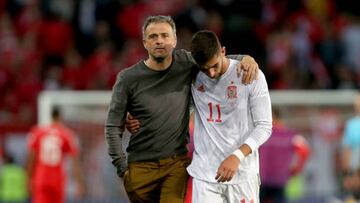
left=0, top=0, right=360, bottom=202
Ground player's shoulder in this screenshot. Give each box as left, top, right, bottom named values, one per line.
left=27, top=125, right=48, bottom=144
left=29, top=125, right=48, bottom=135
left=245, top=69, right=267, bottom=86
left=228, top=60, right=267, bottom=85
left=29, top=125, right=41, bottom=133
left=50, top=125, right=76, bottom=144
left=56, top=124, right=75, bottom=137
left=255, top=69, right=266, bottom=80
left=28, top=125, right=42, bottom=139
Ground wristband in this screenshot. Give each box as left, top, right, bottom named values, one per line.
left=232, top=149, right=245, bottom=162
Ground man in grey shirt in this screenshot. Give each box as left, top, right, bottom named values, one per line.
left=105, top=15, right=259, bottom=203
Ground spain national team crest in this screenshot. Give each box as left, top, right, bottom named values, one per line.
left=227, top=85, right=237, bottom=99
left=197, top=84, right=205, bottom=92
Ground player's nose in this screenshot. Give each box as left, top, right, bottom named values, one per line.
left=208, top=70, right=216, bottom=78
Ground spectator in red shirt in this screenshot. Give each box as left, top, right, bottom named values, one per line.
left=37, top=12, right=73, bottom=59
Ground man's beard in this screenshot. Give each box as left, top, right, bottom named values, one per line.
left=153, top=56, right=165, bottom=63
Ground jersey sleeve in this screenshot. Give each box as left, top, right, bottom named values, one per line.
left=244, top=70, right=273, bottom=152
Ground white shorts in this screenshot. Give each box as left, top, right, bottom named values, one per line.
left=192, top=177, right=260, bottom=203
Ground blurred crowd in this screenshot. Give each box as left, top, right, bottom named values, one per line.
left=0, top=0, right=360, bottom=128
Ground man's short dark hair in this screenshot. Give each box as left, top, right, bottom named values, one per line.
left=142, top=15, right=176, bottom=40
left=190, top=30, right=221, bottom=66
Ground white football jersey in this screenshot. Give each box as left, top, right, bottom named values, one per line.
left=187, top=59, right=272, bottom=184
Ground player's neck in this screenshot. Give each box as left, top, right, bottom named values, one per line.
left=220, top=57, right=230, bottom=75
left=144, top=56, right=173, bottom=71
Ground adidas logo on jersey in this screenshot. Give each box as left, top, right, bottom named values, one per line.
left=197, top=84, right=205, bottom=92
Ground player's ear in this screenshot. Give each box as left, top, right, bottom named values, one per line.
left=172, top=35, right=177, bottom=49
left=221, top=46, right=226, bottom=57
left=143, top=39, right=147, bottom=50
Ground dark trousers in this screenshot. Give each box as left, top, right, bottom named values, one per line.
left=123, top=154, right=191, bottom=203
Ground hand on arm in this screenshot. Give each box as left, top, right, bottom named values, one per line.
left=227, top=55, right=259, bottom=85
left=215, top=144, right=252, bottom=183
left=125, top=113, right=140, bottom=134
left=239, top=55, right=259, bottom=84
left=227, top=54, right=259, bottom=84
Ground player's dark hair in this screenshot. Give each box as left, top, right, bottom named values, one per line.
left=142, top=15, right=176, bottom=40
left=51, top=107, right=61, bottom=120
left=190, top=30, right=221, bottom=66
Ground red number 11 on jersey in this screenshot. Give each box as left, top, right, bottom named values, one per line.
left=207, top=102, right=222, bottom=123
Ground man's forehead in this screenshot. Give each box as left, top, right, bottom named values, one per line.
left=145, top=22, right=173, bottom=33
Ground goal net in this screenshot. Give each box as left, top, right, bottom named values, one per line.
left=38, top=90, right=357, bottom=202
